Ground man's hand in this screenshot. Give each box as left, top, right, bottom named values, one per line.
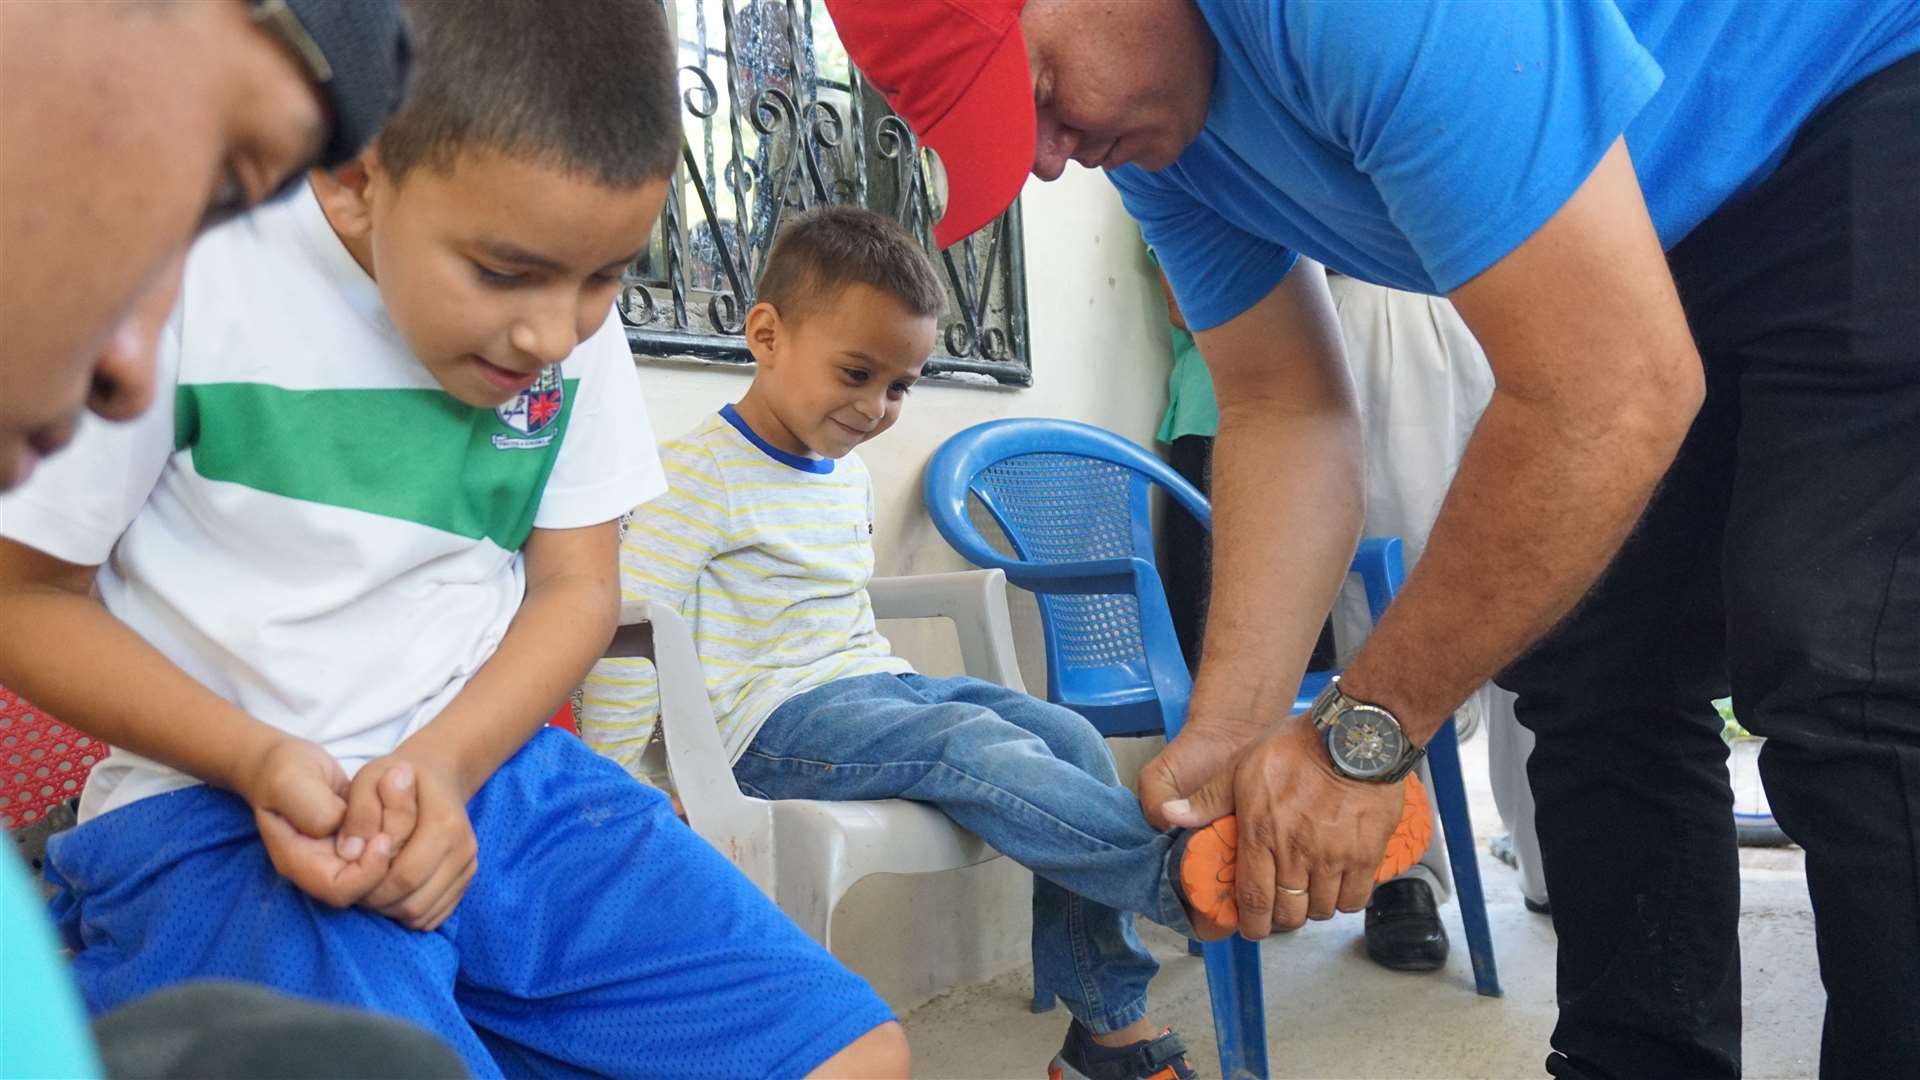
left=353, top=752, right=478, bottom=932
left=1139, top=716, right=1261, bottom=832
left=241, top=735, right=395, bottom=908
left=1160, top=713, right=1404, bottom=937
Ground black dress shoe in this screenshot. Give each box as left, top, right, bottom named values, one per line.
left=1364, top=878, right=1450, bottom=972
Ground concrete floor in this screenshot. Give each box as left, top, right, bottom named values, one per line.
left=900, top=744, right=1824, bottom=1080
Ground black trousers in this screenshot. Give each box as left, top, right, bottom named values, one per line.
left=1164, top=435, right=1215, bottom=673
left=1500, top=54, right=1920, bottom=1079
left=1163, top=435, right=1337, bottom=674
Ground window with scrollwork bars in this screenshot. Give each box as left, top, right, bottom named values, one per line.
left=621, top=0, right=1031, bottom=387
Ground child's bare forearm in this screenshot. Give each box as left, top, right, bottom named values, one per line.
left=396, top=523, right=620, bottom=798
left=396, top=572, right=615, bottom=796
left=0, top=543, right=282, bottom=798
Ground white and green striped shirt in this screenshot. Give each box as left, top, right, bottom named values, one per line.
left=0, top=183, right=663, bottom=821
left=583, top=407, right=912, bottom=784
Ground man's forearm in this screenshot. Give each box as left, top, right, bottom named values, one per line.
left=1338, top=137, right=1708, bottom=744
left=1338, top=382, right=1692, bottom=742
left=1185, top=399, right=1366, bottom=735
left=398, top=571, right=617, bottom=797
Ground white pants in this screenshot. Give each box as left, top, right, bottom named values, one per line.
left=1323, top=274, right=1542, bottom=905
left=1485, top=683, right=1549, bottom=905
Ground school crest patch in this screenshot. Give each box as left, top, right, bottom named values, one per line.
left=493, top=368, right=564, bottom=449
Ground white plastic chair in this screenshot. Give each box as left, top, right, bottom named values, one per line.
left=605, top=568, right=1021, bottom=948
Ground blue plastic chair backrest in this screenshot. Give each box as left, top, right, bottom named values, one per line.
left=925, top=419, right=1211, bottom=737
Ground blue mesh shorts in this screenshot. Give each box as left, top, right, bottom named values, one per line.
left=44, top=729, right=892, bottom=1079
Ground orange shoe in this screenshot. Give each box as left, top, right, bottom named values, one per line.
left=1170, top=816, right=1239, bottom=940
left=1171, top=773, right=1435, bottom=936
left=1376, top=771, right=1432, bottom=884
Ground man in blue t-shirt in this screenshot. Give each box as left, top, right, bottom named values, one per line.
left=830, top=1, right=1920, bottom=1076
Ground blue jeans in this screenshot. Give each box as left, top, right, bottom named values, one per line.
left=734, top=673, right=1192, bottom=1034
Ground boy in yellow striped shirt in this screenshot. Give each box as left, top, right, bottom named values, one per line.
left=584, top=206, right=1213, bottom=1080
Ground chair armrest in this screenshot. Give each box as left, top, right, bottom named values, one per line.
left=612, top=600, right=775, bottom=893
left=995, top=556, right=1145, bottom=597
left=868, top=569, right=1027, bottom=693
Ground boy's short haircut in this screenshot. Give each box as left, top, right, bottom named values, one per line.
left=378, top=0, right=679, bottom=186
left=757, top=206, right=946, bottom=324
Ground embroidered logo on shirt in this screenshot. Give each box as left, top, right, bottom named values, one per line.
left=492, top=368, right=564, bottom=449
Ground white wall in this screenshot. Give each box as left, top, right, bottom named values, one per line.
left=634, top=165, right=1174, bottom=1011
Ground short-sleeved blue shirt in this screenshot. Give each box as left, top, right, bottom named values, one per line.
left=1111, top=0, right=1920, bottom=331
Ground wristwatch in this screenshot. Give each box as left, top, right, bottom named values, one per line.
left=1309, top=677, right=1425, bottom=783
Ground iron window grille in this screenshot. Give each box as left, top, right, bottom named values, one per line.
left=622, top=0, right=1031, bottom=387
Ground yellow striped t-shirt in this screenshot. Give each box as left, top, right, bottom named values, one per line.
left=582, top=408, right=913, bottom=785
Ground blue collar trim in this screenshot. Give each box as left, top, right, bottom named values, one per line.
left=720, top=404, right=834, bottom=473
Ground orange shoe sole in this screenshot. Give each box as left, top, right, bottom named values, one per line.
left=1176, top=816, right=1240, bottom=940
left=1376, top=771, right=1431, bottom=884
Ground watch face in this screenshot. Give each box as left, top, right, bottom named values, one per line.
left=1329, top=707, right=1407, bottom=780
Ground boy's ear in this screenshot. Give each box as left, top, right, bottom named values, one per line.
left=308, top=148, right=382, bottom=241
left=744, top=301, right=782, bottom=367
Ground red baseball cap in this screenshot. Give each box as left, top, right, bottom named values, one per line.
left=825, top=0, right=1034, bottom=249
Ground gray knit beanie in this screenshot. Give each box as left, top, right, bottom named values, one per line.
left=257, top=0, right=414, bottom=168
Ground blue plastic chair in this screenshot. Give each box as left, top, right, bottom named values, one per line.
left=925, top=419, right=1502, bottom=1077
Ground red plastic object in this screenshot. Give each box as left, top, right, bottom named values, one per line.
left=547, top=698, right=579, bottom=736
left=1, top=686, right=106, bottom=829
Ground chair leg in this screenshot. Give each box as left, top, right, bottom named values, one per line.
left=1199, top=937, right=1268, bottom=1080
left=1426, top=718, right=1503, bottom=997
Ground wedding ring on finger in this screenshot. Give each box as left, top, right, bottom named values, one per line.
left=1276, top=883, right=1308, bottom=897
